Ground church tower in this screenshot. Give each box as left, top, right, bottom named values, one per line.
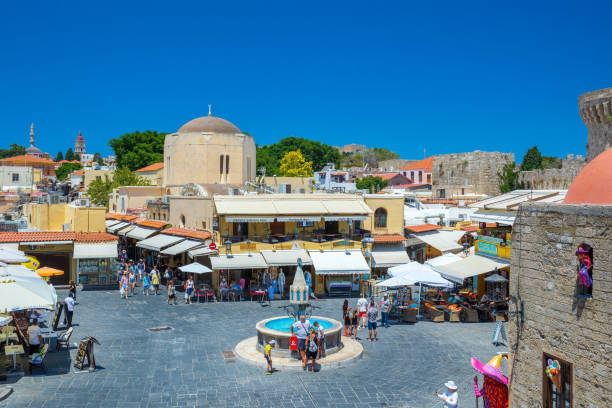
left=74, top=131, right=86, bottom=155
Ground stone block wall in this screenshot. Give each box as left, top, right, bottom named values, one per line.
left=432, top=151, right=514, bottom=197
left=377, top=159, right=416, bottom=172
left=509, top=202, right=612, bottom=408
left=579, top=87, right=612, bottom=162
left=518, top=154, right=586, bottom=190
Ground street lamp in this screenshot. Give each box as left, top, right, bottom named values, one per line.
left=224, top=239, right=232, bottom=257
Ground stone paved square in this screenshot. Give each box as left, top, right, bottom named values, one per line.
left=1, top=289, right=504, bottom=408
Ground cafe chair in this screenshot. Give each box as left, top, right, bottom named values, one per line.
left=29, top=344, right=49, bottom=374
left=56, top=327, right=73, bottom=351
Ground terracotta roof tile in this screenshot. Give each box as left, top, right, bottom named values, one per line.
left=0, top=231, right=117, bottom=243
left=404, top=224, right=443, bottom=233
left=136, top=219, right=169, bottom=229
left=75, top=233, right=118, bottom=242
left=368, top=173, right=402, bottom=181
left=388, top=183, right=429, bottom=188
left=372, top=234, right=407, bottom=243
left=460, top=225, right=479, bottom=232
left=135, top=162, right=164, bottom=173
left=400, top=156, right=434, bottom=172
left=0, top=155, right=56, bottom=167
left=162, top=227, right=212, bottom=241
left=106, top=213, right=138, bottom=222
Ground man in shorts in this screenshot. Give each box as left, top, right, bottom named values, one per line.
left=367, top=300, right=378, bottom=342
left=379, top=294, right=391, bottom=328
left=357, top=294, right=368, bottom=329
left=290, top=315, right=311, bottom=370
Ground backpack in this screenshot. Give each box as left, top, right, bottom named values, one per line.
left=308, top=339, right=318, bottom=353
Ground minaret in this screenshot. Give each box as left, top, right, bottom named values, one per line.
left=29, top=123, right=35, bottom=147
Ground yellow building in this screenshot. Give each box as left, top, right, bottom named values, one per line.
left=83, top=169, right=114, bottom=189
left=24, top=202, right=107, bottom=232
left=109, top=186, right=165, bottom=215
left=134, top=162, right=164, bottom=186
left=363, top=194, right=405, bottom=236
left=261, top=176, right=314, bottom=193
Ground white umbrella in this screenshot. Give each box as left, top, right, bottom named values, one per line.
left=425, top=253, right=462, bottom=268
left=0, top=269, right=57, bottom=312
left=0, top=247, right=29, bottom=263
left=376, top=275, right=416, bottom=288
left=179, top=262, right=212, bottom=274
left=0, top=315, right=11, bottom=327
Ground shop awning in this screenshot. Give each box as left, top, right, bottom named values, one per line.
left=260, top=249, right=313, bottom=266
left=136, top=234, right=184, bottom=251
left=210, top=253, right=268, bottom=270
left=470, top=211, right=515, bottom=226
left=276, top=216, right=321, bottom=222
left=411, top=230, right=466, bottom=253
left=21, top=241, right=72, bottom=245
left=126, top=226, right=158, bottom=240
left=225, top=217, right=275, bottom=223
left=0, top=243, right=20, bottom=251
left=74, top=243, right=118, bottom=259
left=425, top=253, right=463, bottom=268
left=161, top=239, right=204, bottom=256
left=188, top=246, right=218, bottom=259
left=105, top=220, right=121, bottom=228
left=179, top=262, right=212, bottom=274
left=308, top=249, right=370, bottom=275
left=371, top=250, right=411, bottom=268
left=433, top=254, right=510, bottom=284
left=324, top=216, right=368, bottom=221
left=107, top=221, right=129, bottom=233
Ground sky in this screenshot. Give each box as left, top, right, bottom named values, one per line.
left=1, top=1, right=611, bottom=162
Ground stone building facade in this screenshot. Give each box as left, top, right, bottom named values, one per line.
left=518, top=154, right=586, bottom=190
left=509, top=202, right=612, bottom=408
left=432, top=151, right=514, bottom=198
left=579, top=86, right=612, bottom=162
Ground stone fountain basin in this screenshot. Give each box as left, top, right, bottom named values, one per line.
left=256, top=315, right=343, bottom=357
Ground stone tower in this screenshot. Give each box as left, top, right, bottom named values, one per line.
left=579, top=86, right=612, bottom=161
left=74, top=131, right=86, bottom=155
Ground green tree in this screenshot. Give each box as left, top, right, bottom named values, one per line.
left=87, top=167, right=151, bottom=207
left=93, top=152, right=104, bottom=166
left=56, top=162, right=83, bottom=180
left=0, top=144, right=27, bottom=159
left=520, top=146, right=543, bottom=171
left=356, top=176, right=388, bottom=192
left=256, top=137, right=341, bottom=176
left=55, top=151, right=64, bottom=161
left=108, top=130, right=166, bottom=171
left=279, top=150, right=314, bottom=177
left=65, top=148, right=75, bottom=161
left=497, top=162, right=523, bottom=193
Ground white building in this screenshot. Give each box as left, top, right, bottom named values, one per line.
left=314, top=163, right=357, bottom=193
left=0, top=166, right=34, bottom=191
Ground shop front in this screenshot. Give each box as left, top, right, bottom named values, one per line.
left=260, top=249, right=312, bottom=296
left=308, top=249, right=370, bottom=296
left=209, top=253, right=268, bottom=296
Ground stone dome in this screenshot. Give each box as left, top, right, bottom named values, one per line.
left=26, top=145, right=42, bottom=155
left=177, top=115, right=241, bottom=134
left=564, top=147, right=612, bottom=205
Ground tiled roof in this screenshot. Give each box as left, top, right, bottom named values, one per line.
left=0, top=155, right=56, bottom=166
left=460, top=225, right=479, bottom=232
left=372, top=234, right=407, bottom=243
left=136, top=219, right=169, bottom=229
left=368, top=173, right=402, bottom=181
left=162, top=227, right=212, bottom=241
left=0, top=231, right=118, bottom=243
left=389, top=183, right=429, bottom=188
left=404, top=224, right=443, bottom=233
left=400, top=156, right=433, bottom=172
left=72, top=169, right=84, bottom=176
left=106, top=213, right=139, bottom=222
left=135, top=162, right=164, bottom=173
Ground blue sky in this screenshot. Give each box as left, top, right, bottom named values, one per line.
left=1, top=1, right=610, bottom=161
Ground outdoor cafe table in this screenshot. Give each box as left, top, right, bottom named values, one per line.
left=5, top=344, right=24, bottom=371
left=250, top=288, right=267, bottom=302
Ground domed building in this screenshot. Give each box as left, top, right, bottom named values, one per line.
left=163, top=110, right=256, bottom=189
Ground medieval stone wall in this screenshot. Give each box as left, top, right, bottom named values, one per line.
left=432, top=151, right=514, bottom=197
left=518, top=154, right=586, bottom=190
left=377, top=159, right=416, bottom=172
left=509, top=202, right=612, bottom=408
left=579, top=87, right=612, bottom=161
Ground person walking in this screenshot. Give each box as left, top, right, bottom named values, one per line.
left=185, top=275, right=194, bottom=304
left=290, top=315, right=311, bottom=370
left=357, top=294, right=368, bottom=329
left=277, top=268, right=285, bottom=299
left=137, top=259, right=145, bottom=281
left=435, top=380, right=458, bottom=408
left=64, top=293, right=75, bottom=328
left=313, top=321, right=325, bottom=359
left=367, top=300, right=378, bottom=342
left=120, top=273, right=129, bottom=299
left=380, top=294, right=391, bottom=328
left=68, top=280, right=77, bottom=302
left=129, top=269, right=137, bottom=296
left=142, top=272, right=151, bottom=296
left=305, top=330, right=319, bottom=373
left=151, top=269, right=160, bottom=295
left=342, top=299, right=349, bottom=320
left=344, top=307, right=352, bottom=337
left=167, top=280, right=177, bottom=305
left=264, top=339, right=275, bottom=375
left=351, top=309, right=359, bottom=340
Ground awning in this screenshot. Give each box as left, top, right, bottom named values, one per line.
left=386, top=262, right=453, bottom=287
left=161, top=240, right=204, bottom=256
left=0, top=243, right=19, bottom=251
left=105, top=220, right=121, bottom=228
left=117, top=225, right=136, bottom=236
left=126, top=226, right=158, bottom=240
left=210, top=253, right=267, bottom=270
left=107, top=221, right=129, bottom=233
left=276, top=216, right=322, bottom=222
left=225, top=217, right=275, bottom=223
left=324, top=216, right=368, bottom=221
left=371, top=250, right=411, bottom=268
left=21, top=241, right=72, bottom=246
left=425, top=253, right=463, bottom=268
left=433, top=254, right=510, bottom=284
left=179, top=262, right=212, bottom=274
left=412, top=230, right=466, bottom=253
left=471, top=211, right=515, bottom=226
left=260, top=249, right=313, bottom=266
left=74, top=243, right=118, bottom=259
left=136, top=234, right=184, bottom=251
left=308, top=249, right=370, bottom=275
left=188, top=247, right=218, bottom=259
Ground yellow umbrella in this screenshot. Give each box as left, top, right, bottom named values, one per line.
left=36, top=267, right=64, bottom=277
left=21, top=256, right=40, bottom=270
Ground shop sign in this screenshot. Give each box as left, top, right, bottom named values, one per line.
left=477, top=241, right=498, bottom=257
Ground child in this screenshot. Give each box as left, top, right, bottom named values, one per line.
left=351, top=309, right=359, bottom=340
left=264, top=339, right=275, bottom=374
left=142, top=273, right=150, bottom=296
left=344, top=307, right=352, bottom=337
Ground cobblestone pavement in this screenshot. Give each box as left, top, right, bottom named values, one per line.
left=1, top=289, right=506, bottom=408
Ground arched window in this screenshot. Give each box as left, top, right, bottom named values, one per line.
left=374, top=208, right=387, bottom=228
left=180, top=214, right=186, bottom=228
left=220, top=155, right=224, bottom=174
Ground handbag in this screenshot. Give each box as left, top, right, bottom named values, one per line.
left=289, top=336, right=298, bottom=350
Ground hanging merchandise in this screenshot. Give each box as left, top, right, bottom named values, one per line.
left=545, top=359, right=562, bottom=389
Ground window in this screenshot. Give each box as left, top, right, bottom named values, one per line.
left=202, top=221, right=206, bottom=229
left=226, top=155, right=230, bottom=174
left=12, top=173, right=19, bottom=182
left=427, top=174, right=431, bottom=183
left=439, top=189, right=446, bottom=199
left=576, top=243, right=593, bottom=298
left=418, top=171, right=422, bottom=183
left=219, top=155, right=224, bottom=174
left=180, top=215, right=186, bottom=228
left=374, top=208, right=387, bottom=228
left=543, top=353, right=572, bottom=407
left=411, top=171, right=415, bottom=181
left=246, top=157, right=252, bottom=180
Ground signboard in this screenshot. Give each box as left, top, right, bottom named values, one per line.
left=52, top=302, right=64, bottom=331
left=477, top=241, right=498, bottom=257
left=209, top=243, right=217, bottom=250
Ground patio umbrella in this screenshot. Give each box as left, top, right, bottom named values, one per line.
left=376, top=275, right=416, bottom=288
left=0, top=247, right=29, bottom=264
left=0, top=269, right=57, bottom=312
left=36, top=267, right=65, bottom=278
left=179, top=262, right=212, bottom=274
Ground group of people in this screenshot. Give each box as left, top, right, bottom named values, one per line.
left=276, top=314, right=325, bottom=374
left=343, top=293, right=391, bottom=342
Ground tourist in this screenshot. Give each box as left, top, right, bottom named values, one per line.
left=219, top=278, right=229, bottom=301
left=264, top=339, right=275, bottom=375
left=342, top=299, right=349, bottom=319
left=313, top=321, right=325, bottom=359
left=152, top=266, right=160, bottom=294
left=277, top=268, right=285, bottom=298
left=305, top=330, right=319, bottom=373
left=367, top=300, right=378, bottom=342
left=491, top=310, right=508, bottom=346
left=117, top=266, right=124, bottom=289
left=290, top=315, right=311, bottom=370
left=121, top=249, right=128, bottom=263
left=185, top=275, right=194, bottom=304
left=357, top=294, right=368, bottom=329
left=64, top=293, right=75, bottom=328
left=167, top=279, right=177, bottom=305
left=435, top=380, right=458, bottom=408
left=129, top=269, right=137, bottom=295
left=380, top=294, right=391, bottom=328
left=27, top=318, right=43, bottom=354
left=137, top=259, right=145, bottom=281
left=142, top=272, right=151, bottom=296
left=351, top=309, right=359, bottom=340
left=68, top=280, right=77, bottom=301
left=344, top=307, right=352, bottom=337
left=120, top=273, right=129, bottom=299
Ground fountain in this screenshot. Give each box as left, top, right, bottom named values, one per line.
left=254, top=258, right=343, bottom=357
